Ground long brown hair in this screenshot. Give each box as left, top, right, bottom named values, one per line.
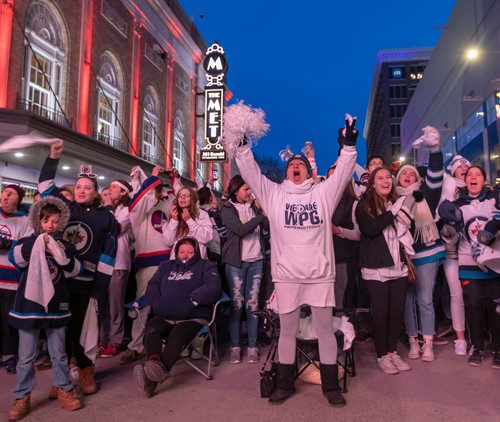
left=362, top=167, right=397, bottom=217
left=175, top=187, right=199, bottom=239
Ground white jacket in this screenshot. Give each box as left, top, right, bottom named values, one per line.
left=236, top=145, right=356, bottom=284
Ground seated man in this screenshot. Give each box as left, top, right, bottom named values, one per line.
left=133, top=237, right=222, bottom=398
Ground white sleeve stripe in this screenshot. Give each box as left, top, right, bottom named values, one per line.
left=64, top=260, right=81, bottom=279
left=13, top=245, right=28, bottom=267
left=97, top=261, right=114, bottom=276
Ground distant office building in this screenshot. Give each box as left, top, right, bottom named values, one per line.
left=364, top=48, right=432, bottom=166
left=0, top=0, right=229, bottom=199
left=401, top=0, right=500, bottom=182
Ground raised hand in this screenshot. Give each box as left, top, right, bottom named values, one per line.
left=50, top=140, right=64, bottom=159
left=338, top=114, right=358, bottom=147
left=170, top=205, right=179, bottom=220
left=152, top=165, right=164, bottom=177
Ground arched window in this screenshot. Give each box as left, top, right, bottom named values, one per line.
left=173, top=111, right=185, bottom=175
left=96, top=53, right=123, bottom=149
left=196, top=127, right=207, bottom=180
left=142, top=88, right=160, bottom=163
left=23, top=1, right=67, bottom=124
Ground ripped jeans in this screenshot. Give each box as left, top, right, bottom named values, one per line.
left=225, top=260, right=263, bottom=348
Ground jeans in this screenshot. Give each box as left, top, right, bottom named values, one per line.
left=226, top=260, right=263, bottom=348
left=405, top=260, right=439, bottom=337
left=15, top=327, right=73, bottom=398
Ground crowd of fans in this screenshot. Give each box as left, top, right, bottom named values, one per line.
left=1, top=122, right=499, bottom=419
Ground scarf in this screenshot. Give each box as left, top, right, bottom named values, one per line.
left=25, top=234, right=69, bottom=311
left=396, top=182, right=440, bottom=245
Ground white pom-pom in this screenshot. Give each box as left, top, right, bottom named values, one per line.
left=412, top=125, right=441, bottom=149
left=222, top=100, right=270, bottom=158
left=342, top=113, right=357, bottom=136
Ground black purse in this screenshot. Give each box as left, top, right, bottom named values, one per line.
left=260, top=338, right=278, bottom=398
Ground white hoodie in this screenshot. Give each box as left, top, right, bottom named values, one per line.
left=236, top=145, right=356, bottom=284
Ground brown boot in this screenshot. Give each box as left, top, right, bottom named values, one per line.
left=8, top=393, right=31, bottom=421
left=79, top=366, right=98, bottom=395
left=48, top=386, right=58, bottom=400
left=57, top=388, right=82, bottom=411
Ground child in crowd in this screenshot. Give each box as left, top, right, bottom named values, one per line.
left=8, top=196, right=82, bottom=421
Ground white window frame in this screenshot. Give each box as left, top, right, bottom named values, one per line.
left=97, top=78, right=120, bottom=140
left=195, top=128, right=206, bottom=180
left=23, top=31, right=64, bottom=117
left=142, top=93, right=159, bottom=161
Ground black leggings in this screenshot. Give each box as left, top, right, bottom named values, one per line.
left=67, top=293, right=92, bottom=369
left=144, top=317, right=203, bottom=370
left=462, top=277, right=500, bottom=351
left=365, top=277, right=408, bottom=358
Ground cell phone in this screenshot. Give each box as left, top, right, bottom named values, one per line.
left=212, top=169, right=219, bottom=180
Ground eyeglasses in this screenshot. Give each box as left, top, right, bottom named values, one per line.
left=178, top=193, right=191, bottom=198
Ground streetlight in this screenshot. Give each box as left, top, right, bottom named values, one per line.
left=465, top=48, right=480, bottom=60
left=399, top=156, right=406, bottom=162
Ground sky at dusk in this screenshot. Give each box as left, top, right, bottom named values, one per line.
left=181, top=0, right=456, bottom=174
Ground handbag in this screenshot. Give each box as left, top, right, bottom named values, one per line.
left=260, top=338, right=278, bottom=398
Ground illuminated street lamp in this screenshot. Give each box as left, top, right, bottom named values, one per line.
left=399, top=156, right=406, bottom=162
left=465, top=48, right=480, bottom=60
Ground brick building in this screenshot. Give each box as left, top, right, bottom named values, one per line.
left=0, top=0, right=229, bottom=199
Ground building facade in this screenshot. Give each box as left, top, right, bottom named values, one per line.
left=0, top=0, right=229, bottom=199
left=364, top=48, right=432, bottom=166
left=400, top=0, right=500, bottom=182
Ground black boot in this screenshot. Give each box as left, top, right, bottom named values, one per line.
left=268, top=363, right=296, bottom=405
left=320, top=364, right=346, bottom=407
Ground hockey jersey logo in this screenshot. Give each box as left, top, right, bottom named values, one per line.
left=151, top=210, right=167, bottom=233
left=464, top=216, right=488, bottom=244
left=0, top=224, right=12, bottom=240
left=47, top=257, right=61, bottom=284
left=62, top=221, right=93, bottom=254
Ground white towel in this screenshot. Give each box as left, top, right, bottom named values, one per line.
left=25, top=235, right=68, bottom=311
left=80, top=298, right=99, bottom=363
left=0, top=131, right=59, bottom=153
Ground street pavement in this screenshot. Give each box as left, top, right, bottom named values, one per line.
left=0, top=338, right=499, bottom=422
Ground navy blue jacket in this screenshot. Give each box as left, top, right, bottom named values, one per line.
left=9, top=235, right=80, bottom=329
left=145, top=241, right=221, bottom=321
left=39, top=156, right=118, bottom=298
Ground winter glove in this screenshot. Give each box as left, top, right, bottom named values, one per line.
left=438, top=200, right=463, bottom=232
left=412, top=190, right=424, bottom=202
left=337, top=114, right=358, bottom=147
left=0, top=237, right=12, bottom=250
left=477, top=230, right=494, bottom=246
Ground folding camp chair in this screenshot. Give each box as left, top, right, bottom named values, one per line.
left=295, top=307, right=356, bottom=392
left=182, top=292, right=231, bottom=380
left=126, top=292, right=231, bottom=380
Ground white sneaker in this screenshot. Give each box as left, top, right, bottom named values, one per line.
left=247, top=347, right=259, bottom=364
left=229, top=347, right=241, bottom=364
left=454, top=339, right=468, bottom=356
left=377, top=355, right=399, bottom=375
left=408, top=337, right=420, bottom=359
left=390, top=353, right=412, bottom=371
left=421, top=341, right=435, bottom=362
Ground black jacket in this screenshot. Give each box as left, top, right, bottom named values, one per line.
left=145, top=238, right=221, bottom=321
left=355, top=197, right=396, bottom=269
